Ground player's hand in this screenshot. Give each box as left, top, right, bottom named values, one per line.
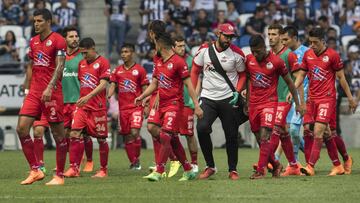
left=134, top=96, right=143, bottom=106
left=76, top=95, right=90, bottom=107
left=153, top=97, right=159, bottom=110
left=286, top=92, right=293, bottom=103
left=41, top=86, right=52, bottom=102
left=240, top=89, right=247, bottom=99
left=229, top=91, right=239, bottom=105
left=348, top=98, right=358, bottom=113
left=295, top=103, right=305, bottom=117
left=194, top=105, right=203, bottom=119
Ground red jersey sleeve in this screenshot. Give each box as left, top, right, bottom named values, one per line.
left=110, top=67, right=118, bottom=83
left=298, top=51, right=309, bottom=72
left=55, top=35, right=66, bottom=53
left=288, top=52, right=299, bottom=72
left=331, top=51, right=343, bottom=71
left=99, top=58, right=110, bottom=80
left=277, top=58, right=289, bottom=77
left=178, top=58, right=190, bottom=79
left=28, top=38, right=34, bottom=60
left=139, top=66, right=149, bottom=86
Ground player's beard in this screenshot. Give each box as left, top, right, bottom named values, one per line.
left=219, top=40, right=230, bottom=50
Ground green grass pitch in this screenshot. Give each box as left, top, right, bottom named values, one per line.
left=0, top=148, right=359, bottom=203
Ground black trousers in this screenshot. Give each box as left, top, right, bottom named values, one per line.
left=196, top=97, right=248, bottom=172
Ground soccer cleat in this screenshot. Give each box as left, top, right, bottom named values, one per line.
left=148, top=165, right=156, bottom=172
left=64, top=167, right=80, bottom=178
left=45, top=175, right=64, bottom=186
left=191, top=164, right=199, bottom=173
left=271, top=163, right=283, bottom=178
left=91, top=169, right=108, bottom=178
left=250, top=171, right=265, bottom=180
left=199, top=167, right=217, bottom=179
left=228, top=171, right=239, bottom=180
left=179, top=170, right=197, bottom=181
left=281, top=165, right=302, bottom=176
left=143, top=171, right=162, bottom=181
left=344, top=156, right=353, bottom=175
left=39, top=165, right=47, bottom=174
left=168, top=161, right=181, bottom=178
left=20, top=169, right=45, bottom=185
left=252, top=163, right=273, bottom=173
left=300, top=164, right=315, bottom=176
left=328, top=165, right=345, bottom=176
left=82, top=161, right=94, bottom=172
left=129, top=161, right=142, bottom=171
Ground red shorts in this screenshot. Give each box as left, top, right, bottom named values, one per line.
left=19, top=90, right=64, bottom=123
left=179, top=106, right=194, bottom=136
left=33, top=113, right=49, bottom=127
left=249, top=102, right=277, bottom=133
left=303, top=100, right=315, bottom=125
left=313, top=99, right=336, bottom=124
left=63, top=103, right=76, bottom=128
left=71, top=108, right=108, bottom=138
left=118, top=108, right=144, bottom=135
left=274, top=102, right=292, bottom=127
left=155, top=105, right=180, bottom=133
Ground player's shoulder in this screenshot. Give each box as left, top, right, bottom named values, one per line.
left=229, top=44, right=245, bottom=57
left=198, top=42, right=210, bottom=50
left=245, top=53, right=255, bottom=62
left=98, top=55, right=110, bottom=65
left=270, top=52, right=285, bottom=65
left=325, top=47, right=340, bottom=57
left=29, top=34, right=40, bottom=43
left=134, top=63, right=146, bottom=72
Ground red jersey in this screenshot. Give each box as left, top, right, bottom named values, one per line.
left=78, top=56, right=110, bottom=111
left=110, top=63, right=149, bottom=110
left=153, top=54, right=189, bottom=106
left=246, top=52, right=289, bottom=105
left=300, top=48, right=343, bottom=100
left=28, top=32, right=66, bottom=93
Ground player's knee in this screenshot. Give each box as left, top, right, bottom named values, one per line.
left=33, top=128, right=44, bottom=138
left=16, top=125, right=29, bottom=137
left=147, top=125, right=159, bottom=138
left=69, top=130, right=81, bottom=138
left=97, top=138, right=107, bottom=143
left=196, top=121, right=212, bottom=135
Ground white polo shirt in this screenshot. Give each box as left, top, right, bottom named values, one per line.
left=193, top=43, right=246, bottom=101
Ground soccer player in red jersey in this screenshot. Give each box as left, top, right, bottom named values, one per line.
left=245, top=35, right=302, bottom=179
left=293, top=27, right=358, bottom=176
left=135, top=33, right=203, bottom=181
left=108, top=43, right=149, bottom=170
left=17, top=9, right=68, bottom=185
left=267, top=24, right=302, bottom=176
left=66, top=38, right=110, bottom=178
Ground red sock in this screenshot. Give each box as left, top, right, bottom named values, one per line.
left=125, top=140, right=136, bottom=164
left=170, top=135, right=192, bottom=171
left=190, top=150, right=198, bottom=165
left=156, top=131, right=172, bottom=173
left=269, top=129, right=280, bottom=154
left=134, top=137, right=142, bottom=161
left=169, top=148, right=178, bottom=161
left=55, top=138, right=68, bottom=177
left=257, top=139, right=271, bottom=173
left=84, top=136, right=93, bottom=161
left=308, top=137, right=323, bottom=167
left=152, top=138, right=161, bottom=164
left=77, top=138, right=85, bottom=167
left=280, top=133, right=297, bottom=167
left=98, top=140, right=109, bottom=170
left=333, top=133, right=349, bottom=161
left=69, top=137, right=82, bottom=169
left=325, top=136, right=341, bottom=166
left=19, top=135, right=39, bottom=170
left=304, top=129, right=314, bottom=163
left=34, top=137, right=44, bottom=166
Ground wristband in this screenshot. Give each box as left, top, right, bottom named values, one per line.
left=24, top=89, right=29, bottom=95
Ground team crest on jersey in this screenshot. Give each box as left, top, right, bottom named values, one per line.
left=46, top=40, right=52, bottom=47
left=322, top=56, right=329, bottom=63
left=167, top=63, right=173, bottom=70
left=266, top=62, right=273, bottom=69
left=93, top=63, right=100, bottom=69
left=132, top=70, right=139, bottom=76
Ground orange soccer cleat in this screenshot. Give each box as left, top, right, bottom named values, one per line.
left=20, top=169, right=45, bottom=185
left=82, top=161, right=94, bottom=172
left=328, top=165, right=345, bottom=176
left=228, top=171, right=239, bottom=180
left=281, top=165, right=302, bottom=176
left=64, top=167, right=80, bottom=178
left=91, top=169, right=108, bottom=178
left=300, top=164, right=315, bottom=176
left=199, top=167, right=217, bottom=179
left=250, top=171, right=266, bottom=180
left=45, top=175, right=64, bottom=186
left=344, top=156, right=353, bottom=175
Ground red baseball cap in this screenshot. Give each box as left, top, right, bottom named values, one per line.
left=218, top=23, right=236, bottom=36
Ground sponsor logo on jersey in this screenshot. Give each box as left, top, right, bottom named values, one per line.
left=95, top=116, right=107, bottom=123
left=167, top=63, right=173, bottom=70
left=322, top=55, right=329, bottom=63
left=266, top=62, right=273, bottom=69
left=255, top=73, right=263, bottom=80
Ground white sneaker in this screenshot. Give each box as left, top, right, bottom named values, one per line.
left=191, top=164, right=199, bottom=173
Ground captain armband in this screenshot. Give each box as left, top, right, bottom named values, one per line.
left=56, top=50, right=66, bottom=57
